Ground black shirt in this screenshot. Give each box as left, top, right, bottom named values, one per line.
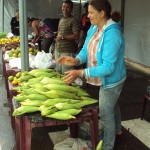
left=10, top=17, right=20, bottom=36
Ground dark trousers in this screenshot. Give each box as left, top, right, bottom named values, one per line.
left=41, top=37, right=54, bottom=53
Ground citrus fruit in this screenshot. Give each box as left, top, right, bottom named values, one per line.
left=8, top=76, right=14, bottom=81
left=12, top=79, right=18, bottom=85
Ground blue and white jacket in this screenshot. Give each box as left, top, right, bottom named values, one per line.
left=76, top=20, right=126, bottom=89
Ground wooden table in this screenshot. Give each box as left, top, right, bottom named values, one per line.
left=12, top=99, right=99, bottom=150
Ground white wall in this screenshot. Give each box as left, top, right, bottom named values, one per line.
left=124, top=0, right=150, bottom=67
left=2, top=0, right=81, bottom=34
left=1, top=0, right=150, bottom=67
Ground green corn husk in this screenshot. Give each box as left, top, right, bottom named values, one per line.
left=13, top=94, right=28, bottom=102
left=43, top=84, right=82, bottom=93
left=21, top=88, right=40, bottom=95
left=77, top=97, right=98, bottom=107
left=55, top=103, right=82, bottom=110
left=81, top=96, right=98, bottom=101
left=96, top=140, right=103, bottom=150
left=30, top=83, right=48, bottom=92
left=68, top=99, right=81, bottom=104
left=57, top=109, right=82, bottom=116
left=38, top=105, right=53, bottom=111
left=33, top=72, right=58, bottom=78
left=28, top=69, right=54, bottom=76
left=43, top=98, right=69, bottom=106
left=40, top=77, right=64, bottom=85
left=77, top=91, right=90, bottom=97
left=41, top=107, right=58, bottom=116
left=12, top=105, right=39, bottom=116
left=18, top=74, right=33, bottom=82
left=46, top=112, right=75, bottom=120
left=20, top=99, right=43, bottom=106
left=40, top=90, right=81, bottom=99
left=27, top=94, right=49, bottom=101
left=12, top=86, right=22, bottom=93
left=28, top=77, right=43, bottom=83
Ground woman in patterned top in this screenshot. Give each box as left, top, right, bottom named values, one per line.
left=27, top=18, right=54, bottom=53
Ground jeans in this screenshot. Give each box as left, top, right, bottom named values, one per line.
left=99, top=82, right=124, bottom=150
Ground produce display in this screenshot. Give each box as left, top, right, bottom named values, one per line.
left=4, top=42, right=20, bottom=51
left=10, top=69, right=98, bottom=120
left=0, top=37, right=20, bottom=46
left=7, top=47, right=40, bottom=58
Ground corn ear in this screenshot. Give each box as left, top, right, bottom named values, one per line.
left=57, top=109, right=82, bottom=116
left=33, top=72, right=58, bottom=78
left=55, top=103, right=82, bottom=110
left=38, top=105, right=52, bottom=111
left=13, top=94, right=28, bottom=102
left=46, top=112, right=75, bottom=120
left=41, top=107, right=58, bottom=116
left=21, top=88, right=39, bottom=95
left=40, top=77, right=64, bottom=85
left=12, top=105, right=39, bottom=116
left=96, top=140, right=103, bottom=150
left=28, top=69, right=54, bottom=76
left=43, top=98, right=70, bottom=106
left=27, top=94, right=49, bottom=101
left=42, top=90, right=81, bottom=99
left=43, top=84, right=82, bottom=93
left=18, top=74, right=33, bottom=82
left=20, top=99, right=43, bottom=106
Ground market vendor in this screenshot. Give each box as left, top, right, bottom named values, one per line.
left=27, top=18, right=54, bottom=53
left=10, top=10, right=20, bottom=36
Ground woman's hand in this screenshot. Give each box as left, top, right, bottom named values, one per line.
left=63, top=70, right=83, bottom=84
left=57, top=56, right=79, bottom=66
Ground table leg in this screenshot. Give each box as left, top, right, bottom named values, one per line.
left=15, top=117, right=24, bottom=150
left=69, top=123, right=78, bottom=138
left=24, top=116, right=32, bottom=150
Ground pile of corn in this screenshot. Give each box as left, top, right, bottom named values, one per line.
left=12, top=69, right=98, bottom=120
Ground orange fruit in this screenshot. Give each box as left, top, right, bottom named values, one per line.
left=12, top=79, right=18, bottom=85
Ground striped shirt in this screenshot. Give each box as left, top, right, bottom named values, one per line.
left=56, top=16, right=80, bottom=53
left=38, top=21, right=54, bottom=38
left=87, top=29, right=103, bottom=86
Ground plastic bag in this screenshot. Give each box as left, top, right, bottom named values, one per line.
left=53, top=138, right=90, bottom=150
left=33, top=51, right=53, bottom=69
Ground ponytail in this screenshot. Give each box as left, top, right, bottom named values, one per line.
left=111, top=11, right=121, bottom=23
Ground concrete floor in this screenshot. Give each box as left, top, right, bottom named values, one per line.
left=0, top=77, right=16, bottom=150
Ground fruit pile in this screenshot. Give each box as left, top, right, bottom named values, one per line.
left=0, top=37, right=20, bottom=46
left=7, top=47, right=40, bottom=58
left=8, top=71, right=29, bottom=85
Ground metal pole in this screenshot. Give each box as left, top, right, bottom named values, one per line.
left=19, top=0, right=29, bottom=71
left=121, top=0, right=125, bottom=33
left=23, top=0, right=29, bottom=71
left=0, top=0, right=4, bottom=32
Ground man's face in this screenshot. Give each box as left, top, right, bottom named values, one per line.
left=62, top=2, right=72, bottom=17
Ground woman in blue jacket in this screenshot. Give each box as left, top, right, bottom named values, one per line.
left=57, top=0, right=126, bottom=149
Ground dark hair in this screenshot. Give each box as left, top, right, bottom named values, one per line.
left=27, top=17, right=38, bottom=23
left=83, top=3, right=89, bottom=8
left=63, top=0, right=73, bottom=9
left=111, top=11, right=121, bottom=22
left=88, top=0, right=121, bottom=22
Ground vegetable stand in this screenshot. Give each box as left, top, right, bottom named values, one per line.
left=12, top=98, right=99, bottom=150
